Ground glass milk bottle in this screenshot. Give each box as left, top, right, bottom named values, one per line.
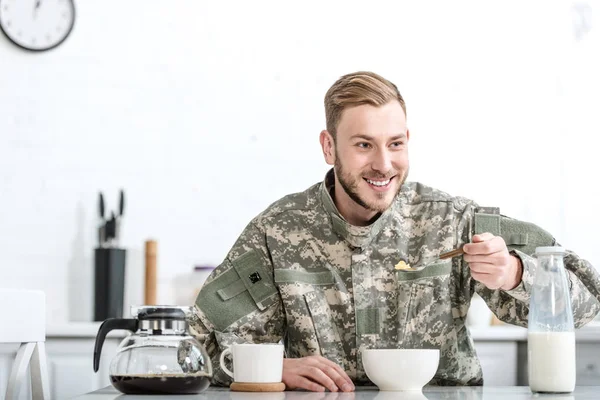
left=528, top=246, right=576, bottom=393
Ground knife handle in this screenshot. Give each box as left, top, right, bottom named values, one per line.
left=118, top=189, right=125, bottom=216
left=98, top=226, right=105, bottom=247
left=98, top=192, right=105, bottom=219
left=145, top=240, right=157, bottom=305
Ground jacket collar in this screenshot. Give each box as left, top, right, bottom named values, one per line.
left=319, top=169, right=397, bottom=249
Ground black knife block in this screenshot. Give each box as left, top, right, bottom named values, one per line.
left=94, top=247, right=126, bottom=321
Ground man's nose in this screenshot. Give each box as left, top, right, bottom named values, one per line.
left=371, top=149, right=392, bottom=173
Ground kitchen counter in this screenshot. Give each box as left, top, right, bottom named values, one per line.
left=36, top=323, right=600, bottom=398
left=468, top=325, right=527, bottom=341
left=468, top=323, right=600, bottom=342
left=73, top=385, right=599, bottom=399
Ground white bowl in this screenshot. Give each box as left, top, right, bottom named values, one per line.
left=362, top=348, right=440, bottom=391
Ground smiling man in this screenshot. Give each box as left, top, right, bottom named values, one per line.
left=189, top=71, right=600, bottom=391
left=323, top=100, right=409, bottom=226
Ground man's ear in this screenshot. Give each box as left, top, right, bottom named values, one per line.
left=319, top=130, right=335, bottom=166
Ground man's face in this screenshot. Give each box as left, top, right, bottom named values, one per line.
left=322, top=101, right=409, bottom=218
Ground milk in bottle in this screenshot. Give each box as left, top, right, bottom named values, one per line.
left=528, top=246, right=575, bottom=393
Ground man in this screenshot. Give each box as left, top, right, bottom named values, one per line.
left=189, top=71, right=600, bottom=392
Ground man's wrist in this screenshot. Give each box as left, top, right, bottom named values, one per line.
left=501, top=254, right=523, bottom=291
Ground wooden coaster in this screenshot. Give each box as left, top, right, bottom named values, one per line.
left=230, top=382, right=286, bottom=392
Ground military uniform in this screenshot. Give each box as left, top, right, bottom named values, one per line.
left=189, top=169, right=600, bottom=386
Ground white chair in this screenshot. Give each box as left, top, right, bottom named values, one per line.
left=0, top=289, right=50, bottom=400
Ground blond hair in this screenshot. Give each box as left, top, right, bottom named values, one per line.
left=324, top=71, right=406, bottom=139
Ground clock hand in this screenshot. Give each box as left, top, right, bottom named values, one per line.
left=33, top=0, right=42, bottom=18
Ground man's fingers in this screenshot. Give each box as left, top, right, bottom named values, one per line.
left=472, top=232, right=494, bottom=243
left=319, top=357, right=354, bottom=389
left=321, top=364, right=354, bottom=392
left=463, top=253, right=505, bottom=264
left=471, top=271, right=491, bottom=284
left=464, top=236, right=504, bottom=255
left=468, top=262, right=495, bottom=274
left=463, top=233, right=516, bottom=290
left=288, top=375, right=326, bottom=392
left=302, top=366, right=339, bottom=392
left=471, top=271, right=503, bottom=289
left=464, top=241, right=494, bottom=255
left=282, top=356, right=354, bottom=393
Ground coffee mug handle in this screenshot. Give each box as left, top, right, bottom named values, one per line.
left=219, top=348, right=234, bottom=379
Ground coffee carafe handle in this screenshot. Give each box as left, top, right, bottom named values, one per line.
left=93, top=318, right=138, bottom=372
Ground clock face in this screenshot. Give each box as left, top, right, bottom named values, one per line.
left=0, top=0, right=75, bottom=51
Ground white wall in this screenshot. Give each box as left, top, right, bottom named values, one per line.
left=1, top=0, right=598, bottom=323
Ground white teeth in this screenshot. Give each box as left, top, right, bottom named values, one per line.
left=366, top=179, right=391, bottom=186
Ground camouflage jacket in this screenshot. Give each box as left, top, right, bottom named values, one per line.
left=189, top=170, right=600, bottom=386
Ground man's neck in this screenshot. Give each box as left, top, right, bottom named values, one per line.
left=332, top=181, right=378, bottom=227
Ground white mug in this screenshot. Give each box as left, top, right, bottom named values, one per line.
left=219, top=343, right=284, bottom=383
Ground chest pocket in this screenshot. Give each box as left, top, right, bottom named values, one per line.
left=274, top=269, right=347, bottom=366
left=396, top=260, right=454, bottom=349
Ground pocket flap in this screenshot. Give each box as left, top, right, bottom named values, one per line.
left=231, top=250, right=278, bottom=311
left=274, top=269, right=335, bottom=285
left=396, top=260, right=452, bottom=282
left=217, top=279, right=246, bottom=301
left=195, top=266, right=260, bottom=331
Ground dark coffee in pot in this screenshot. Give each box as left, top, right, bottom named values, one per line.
left=110, top=373, right=211, bottom=394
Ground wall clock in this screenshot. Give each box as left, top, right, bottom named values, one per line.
left=0, top=0, right=75, bottom=52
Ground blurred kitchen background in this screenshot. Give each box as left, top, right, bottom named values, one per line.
left=1, top=0, right=599, bottom=396
left=1, top=0, right=598, bottom=324
left=1, top=0, right=599, bottom=322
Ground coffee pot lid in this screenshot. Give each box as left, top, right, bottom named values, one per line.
left=131, top=305, right=191, bottom=321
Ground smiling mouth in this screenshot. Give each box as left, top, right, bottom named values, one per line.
left=364, top=177, right=394, bottom=188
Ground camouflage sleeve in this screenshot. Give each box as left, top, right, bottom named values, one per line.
left=458, top=202, right=600, bottom=328
left=472, top=254, right=531, bottom=327
left=187, top=219, right=285, bottom=386
left=489, top=248, right=600, bottom=328
left=462, top=206, right=600, bottom=327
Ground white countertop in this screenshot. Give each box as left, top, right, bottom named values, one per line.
left=468, top=322, right=600, bottom=342
left=467, top=325, right=527, bottom=341
left=73, top=385, right=600, bottom=399
left=47, top=321, right=600, bottom=341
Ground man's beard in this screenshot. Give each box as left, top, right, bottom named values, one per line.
left=334, top=153, right=407, bottom=213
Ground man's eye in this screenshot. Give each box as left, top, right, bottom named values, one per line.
left=357, top=142, right=371, bottom=149
left=391, top=142, right=405, bottom=148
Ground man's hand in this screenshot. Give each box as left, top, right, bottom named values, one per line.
left=463, top=232, right=523, bottom=290
left=283, top=355, right=355, bottom=392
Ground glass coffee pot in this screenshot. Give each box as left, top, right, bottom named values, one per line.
left=93, top=305, right=212, bottom=394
